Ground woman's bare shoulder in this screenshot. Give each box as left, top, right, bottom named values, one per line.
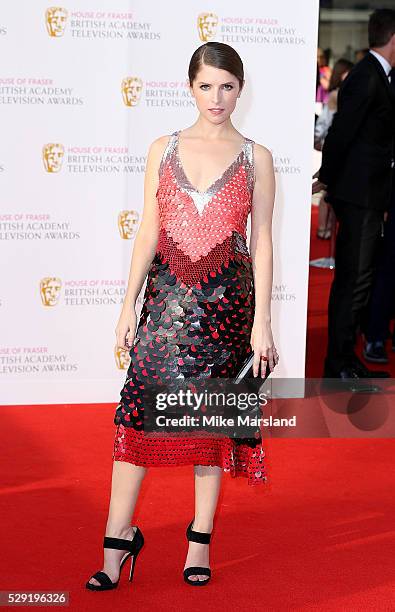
left=252, top=142, right=274, bottom=167
left=148, top=134, right=173, bottom=155
left=328, top=89, right=338, bottom=110
left=151, top=134, right=173, bottom=148
left=145, top=134, right=174, bottom=169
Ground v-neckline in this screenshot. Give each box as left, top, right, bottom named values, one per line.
left=174, top=130, right=247, bottom=195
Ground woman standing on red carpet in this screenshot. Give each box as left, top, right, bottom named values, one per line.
left=86, top=41, right=278, bottom=590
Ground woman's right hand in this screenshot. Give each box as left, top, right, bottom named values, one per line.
left=115, top=307, right=137, bottom=350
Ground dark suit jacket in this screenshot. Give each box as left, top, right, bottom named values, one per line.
left=319, top=52, right=395, bottom=210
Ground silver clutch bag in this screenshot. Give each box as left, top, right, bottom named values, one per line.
left=233, top=351, right=269, bottom=384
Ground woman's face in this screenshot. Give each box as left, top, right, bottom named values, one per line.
left=190, top=63, right=242, bottom=124
left=317, top=48, right=326, bottom=67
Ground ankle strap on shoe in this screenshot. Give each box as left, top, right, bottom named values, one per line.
left=104, top=536, right=135, bottom=551
left=187, top=521, right=211, bottom=544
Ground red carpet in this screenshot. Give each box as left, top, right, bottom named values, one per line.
left=1, top=206, right=394, bottom=610
left=307, top=206, right=395, bottom=378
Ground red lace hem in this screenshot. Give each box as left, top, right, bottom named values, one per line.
left=113, top=424, right=267, bottom=486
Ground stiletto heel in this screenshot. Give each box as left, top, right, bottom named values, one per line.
left=183, top=519, right=212, bottom=586
left=86, top=526, right=144, bottom=591
left=129, top=553, right=137, bottom=582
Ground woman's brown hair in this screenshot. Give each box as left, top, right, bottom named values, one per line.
left=328, top=58, right=354, bottom=91
left=188, top=42, right=244, bottom=90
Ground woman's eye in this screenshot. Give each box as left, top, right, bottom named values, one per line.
left=199, top=84, right=234, bottom=91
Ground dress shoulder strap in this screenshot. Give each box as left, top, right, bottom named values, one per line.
left=243, top=137, right=256, bottom=193
left=158, top=131, right=178, bottom=176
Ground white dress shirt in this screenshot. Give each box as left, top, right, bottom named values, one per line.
left=369, top=49, right=392, bottom=81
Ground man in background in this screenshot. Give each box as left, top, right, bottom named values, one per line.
left=313, top=9, right=395, bottom=379
left=361, top=64, right=395, bottom=365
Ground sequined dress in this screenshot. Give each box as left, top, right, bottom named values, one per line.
left=113, top=130, right=266, bottom=486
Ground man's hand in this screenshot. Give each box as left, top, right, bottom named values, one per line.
left=312, top=170, right=327, bottom=194
left=312, top=179, right=327, bottom=194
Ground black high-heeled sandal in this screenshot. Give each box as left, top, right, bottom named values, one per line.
left=183, top=519, right=212, bottom=586
left=86, top=526, right=144, bottom=591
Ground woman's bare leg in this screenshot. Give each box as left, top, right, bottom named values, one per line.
left=88, top=461, right=146, bottom=586
left=183, top=465, right=223, bottom=582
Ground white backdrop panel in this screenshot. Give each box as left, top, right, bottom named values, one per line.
left=0, top=0, right=319, bottom=404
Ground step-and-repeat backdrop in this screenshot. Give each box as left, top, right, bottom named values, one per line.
left=0, top=1, right=319, bottom=404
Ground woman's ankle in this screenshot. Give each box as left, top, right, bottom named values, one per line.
left=191, top=518, right=213, bottom=533
left=105, top=523, right=135, bottom=539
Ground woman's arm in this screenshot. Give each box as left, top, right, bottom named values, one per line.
left=327, top=89, right=338, bottom=111
left=320, top=66, right=331, bottom=91
left=115, top=135, right=169, bottom=349
left=249, top=143, right=278, bottom=376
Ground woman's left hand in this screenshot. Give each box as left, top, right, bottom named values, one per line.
left=250, top=320, right=279, bottom=377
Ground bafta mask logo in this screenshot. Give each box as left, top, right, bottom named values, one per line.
left=197, top=12, right=218, bottom=41
left=40, top=277, right=62, bottom=306
left=121, top=77, right=143, bottom=107
left=45, top=7, right=68, bottom=37
left=118, top=210, right=139, bottom=239
left=115, top=346, right=131, bottom=370
left=42, top=143, right=64, bottom=173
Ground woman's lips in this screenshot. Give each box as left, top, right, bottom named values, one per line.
left=208, top=108, right=224, bottom=115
